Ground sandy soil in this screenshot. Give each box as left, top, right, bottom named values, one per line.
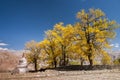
left=0, top=69, right=120, bottom=80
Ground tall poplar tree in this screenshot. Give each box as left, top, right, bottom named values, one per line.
left=74, top=9, right=118, bottom=67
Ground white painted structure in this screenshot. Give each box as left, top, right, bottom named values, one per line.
left=17, top=56, right=28, bottom=73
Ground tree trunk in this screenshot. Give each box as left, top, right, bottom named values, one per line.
left=80, top=58, right=84, bottom=66
left=61, top=45, right=66, bottom=66
left=50, top=46, right=57, bottom=68
left=63, top=51, right=66, bottom=66
left=34, top=59, right=37, bottom=72
left=54, top=60, right=57, bottom=68
left=53, top=57, right=57, bottom=68
left=88, top=53, right=93, bottom=69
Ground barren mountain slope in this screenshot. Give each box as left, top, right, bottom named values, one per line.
left=0, top=50, right=20, bottom=72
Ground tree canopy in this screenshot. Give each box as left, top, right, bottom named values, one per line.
left=25, top=9, right=119, bottom=70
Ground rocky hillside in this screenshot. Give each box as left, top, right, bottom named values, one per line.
left=0, top=50, right=20, bottom=72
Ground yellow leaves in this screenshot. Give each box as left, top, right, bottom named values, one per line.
left=104, top=43, right=111, bottom=48
left=51, top=31, right=58, bottom=37
left=77, top=10, right=85, bottom=18
left=54, top=22, right=64, bottom=31
left=63, top=25, right=74, bottom=38
left=77, top=9, right=105, bottom=24
left=25, top=40, right=42, bottom=69
left=25, top=40, right=37, bottom=49
left=75, top=9, right=118, bottom=66
left=82, top=46, right=89, bottom=51
left=95, top=9, right=105, bottom=17
left=52, top=23, right=75, bottom=46
left=24, top=9, right=118, bottom=67
left=88, top=27, right=100, bottom=33
left=89, top=9, right=105, bottom=17
left=42, top=39, right=50, bottom=45
left=95, top=29, right=100, bottom=33
left=25, top=40, right=42, bottom=55
left=114, top=58, right=120, bottom=65
left=88, top=27, right=93, bottom=33
left=38, top=39, right=49, bottom=48
left=101, top=52, right=111, bottom=65
left=110, top=20, right=116, bottom=25
left=96, top=38, right=105, bottom=43
left=77, top=9, right=89, bottom=23
left=45, top=30, right=56, bottom=39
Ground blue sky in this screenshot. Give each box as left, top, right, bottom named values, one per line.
left=0, top=0, right=120, bottom=50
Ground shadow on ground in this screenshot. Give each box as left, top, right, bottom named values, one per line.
left=29, top=65, right=120, bottom=72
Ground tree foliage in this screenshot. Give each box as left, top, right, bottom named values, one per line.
left=25, top=9, right=118, bottom=69
left=74, top=9, right=117, bottom=67
left=113, top=57, right=120, bottom=65
left=25, top=40, right=41, bottom=71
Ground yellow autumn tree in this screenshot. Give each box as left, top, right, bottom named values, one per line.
left=113, top=57, right=120, bottom=65
left=25, top=40, right=41, bottom=71
left=74, top=9, right=118, bottom=67
left=40, top=30, right=61, bottom=68
left=52, top=23, right=75, bottom=66
left=69, top=41, right=88, bottom=66
left=25, top=8, right=119, bottom=70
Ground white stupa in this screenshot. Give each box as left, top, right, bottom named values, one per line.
left=17, top=53, right=28, bottom=73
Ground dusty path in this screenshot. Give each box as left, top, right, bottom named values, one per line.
left=42, top=72, right=120, bottom=80
left=0, top=69, right=120, bottom=80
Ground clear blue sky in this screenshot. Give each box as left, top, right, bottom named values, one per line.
left=0, top=0, right=120, bottom=50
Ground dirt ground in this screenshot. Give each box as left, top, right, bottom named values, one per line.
left=0, top=69, right=120, bottom=80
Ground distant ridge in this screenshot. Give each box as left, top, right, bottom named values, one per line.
left=0, top=50, right=21, bottom=72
